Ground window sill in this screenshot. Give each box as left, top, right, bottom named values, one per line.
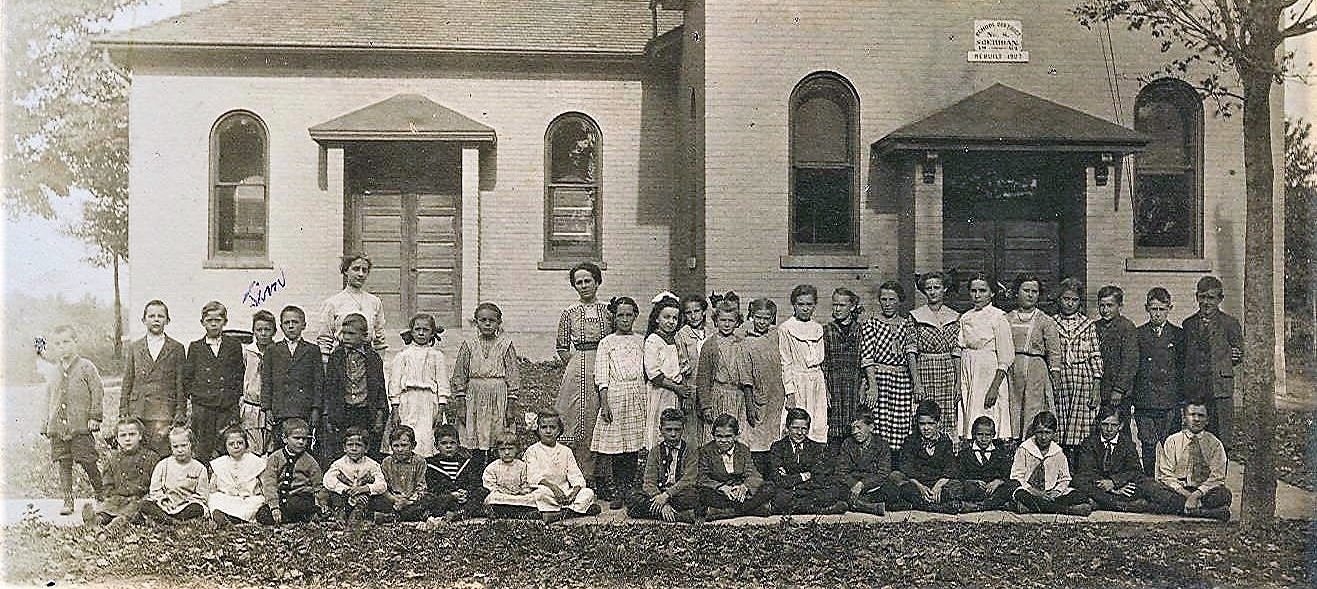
left=204, top=258, right=274, bottom=270
left=537, top=260, right=609, bottom=271
left=1124, top=257, right=1212, bottom=273
left=779, top=254, right=870, bottom=269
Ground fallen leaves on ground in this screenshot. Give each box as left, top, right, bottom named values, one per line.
left=3, top=518, right=1311, bottom=588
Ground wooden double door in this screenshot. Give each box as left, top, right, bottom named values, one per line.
left=941, top=153, right=1086, bottom=313
left=345, top=143, right=462, bottom=330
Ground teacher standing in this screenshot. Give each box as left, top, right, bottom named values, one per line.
left=315, top=253, right=389, bottom=355
left=555, top=262, right=612, bottom=487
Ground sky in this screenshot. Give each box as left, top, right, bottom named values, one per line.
left=1, top=3, right=1314, bottom=306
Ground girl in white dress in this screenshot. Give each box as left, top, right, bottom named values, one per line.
left=643, top=295, right=692, bottom=450
left=778, top=284, right=829, bottom=443
left=388, top=313, right=450, bottom=457
left=208, top=426, right=269, bottom=525
left=956, top=274, right=1015, bottom=441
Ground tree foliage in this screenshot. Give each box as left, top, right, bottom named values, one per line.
left=1284, top=118, right=1315, bottom=361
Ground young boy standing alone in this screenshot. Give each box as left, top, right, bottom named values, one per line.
left=43, top=325, right=106, bottom=515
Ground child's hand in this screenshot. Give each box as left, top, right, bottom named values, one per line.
left=361, top=473, right=375, bottom=484
left=599, top=400, right=613, bottom=425
left=983, top=390, right=998, bottom=409
left=1089, top=389, right=1102, bottom=410
left=1097, top=479, right=1116, bottom=492
left=745, top=405, right=761, bottom=427
left=984, top=480, right=1002, bottom=494
left=651, top=492, right=670, bottom=509
left=454, top=489, right=469, bottom=503
left=784, top=394, right=797, bottom=410
left=271, top=508, right=283, bottom=524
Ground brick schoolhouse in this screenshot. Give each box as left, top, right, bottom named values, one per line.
left=101, top=0, right=1259, bottom=356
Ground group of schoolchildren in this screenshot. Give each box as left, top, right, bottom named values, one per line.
left=40, top=263, right=1240, bottom=530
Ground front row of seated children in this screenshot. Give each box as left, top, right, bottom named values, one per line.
left=84, top=399, right=1232, bottom=527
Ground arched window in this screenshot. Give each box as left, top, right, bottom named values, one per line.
left=1134, top=79, right=1202, bottom=257
left=544, top=113, right=602, bottom=261
left=210, top=111, right=268, bottom=259
left=790, top=72, right=859, bottom=253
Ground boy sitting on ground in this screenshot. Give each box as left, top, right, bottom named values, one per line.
left=627, top=408, right=698, bottom=522
left=424, top=425, right=487, bottom=520
left=259, top=418, right=326, bottom=524
left=767, top=408, right=847, bottom=515
left=951, top=416, right=1018, bottom=512
left=1139, top=402, right=1232, bottom=521
left=83, top=417, right=156, bottom=530
left=376, top=426, right=438, bottom=523
left=323, top=426, right=386, bottom=521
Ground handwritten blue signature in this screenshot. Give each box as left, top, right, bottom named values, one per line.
left=242, top=268, right=287, bottom=308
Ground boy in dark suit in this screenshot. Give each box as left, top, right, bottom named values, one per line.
left=834, top=413, right=899, bottom=515
left=120, top=300, right=186, bottom=455
left=1134, top=287, right=1185, bottom=475
left=262, top=305, right=323, bottom=448
left=181, top=301, right=245, bottom=461
left=1072, top=407, right=1151, bottom=512
left=323, top=313, right=388, bottom=463
left=423, top=425, right=487, bottom=520
left=691, top=413, right=771, bottom=521
left=628, top=408, right=698, bottom=522
left=1095, top=286, right=1139, bottom=414
left=1181, top=276, right=1242, bottom=452
left=894, top=400, right=961, bottom=513
left=767, top=408, right=847, bottom=515
left=951, top=416, right=1018, bottom=512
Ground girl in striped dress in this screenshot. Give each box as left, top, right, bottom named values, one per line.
left=1053, top=278, right=1105, bottom=451
left=451, top=303, right=521, bottom=461
left=696, top=302, right=754, bottom=436
left=1005, top=274, right=1062, bottom=443
left=555, top=262, right=612, bottom=484
left=643, top=295, right=694, bottom=450
left=910, top=271, right=961, bottom=439
left=779, top=285, right=829, bottom=443
left=956, top=274, right=1015, bottom=441
left=861, top=281, right=919, bottom=452
left=823, top=288, right=865, bottom=447
left=592, top=297, right=647, bottom=506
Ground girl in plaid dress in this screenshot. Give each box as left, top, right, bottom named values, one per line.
left=555, top=262, right=613, bottom=484
left=911, top=272, right=961, bottom=438
left=592, top=297, right=647, bottom=504
left=1053, top=278, right=1104, bottom=450
left=823, top=288, right=865, bottom=447
left=861, top=281, right=919, bottom=452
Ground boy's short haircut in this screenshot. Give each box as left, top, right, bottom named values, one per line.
left=434, top=424, right=460, bottom=441
left=536, top=411, right=565, bottom=431
left=1096, top=285, right=1124, bottom=305
left=342, top=313, right=368, bottom=332
left=915, top=399, right=942, bottom=422
left=279, top=305, right=306, bottom=322
left=1196, top=275, right=1225, bottom=295
left=252, top=309, right=276, bottom=328
left=343, top=426, right=369, bottom=443
left=971, top=415, right=997, bottom=434
left=53, top=324, right=79, bottom=339
left=201, top=300, right=228, bottom=320
left=281, top=418, right=309, bottom=437
left=711, top=413, right=740, bottom=435
left=167, top=425, right=195, bottom=447
left=494, top=430, right=521, bottom=450
left=116, top=416, right=146, bottom=437
left=789, top=284, right=819, bottom=304
left=659, top=407, right=686, bottom=424
left=785, top=407, right=811, bottom=425
left=1183, top=401, right=1209, bottom=414
left=389, top=425, right=417, bottom=445
left=1146, top=287, right=1172, bottom=305
left=142, top=299, right=171, bottom=321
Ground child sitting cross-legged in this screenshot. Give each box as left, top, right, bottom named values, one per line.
left=835, top=413, right=900, bottom=516
left=951, top=416, right=1019, bottom=512
left=525, top=411, right=600, bottom=523
left=424, top=425, right=488, bottom=520
left=1010, top=411, right=1093, bottom=516
left=482, top=431, right=541, bottom=520
left=209, top=424, right=272, bottom=527
left=83, top=417, right=156, bottom=530
left=767, top=408, right=848, bottom=515
left=375, top=426, right=439, bottom=523
left=323, top=426, right=387, bottom=521
left=691, top=413, right=771, bottom=522
left=627, top=408, right=698, bottom=522
left=259, top=418, right=326, bottom=524
left=893, top=400, right=962, bottom=514
left=141, top=426, right=211, bottom=524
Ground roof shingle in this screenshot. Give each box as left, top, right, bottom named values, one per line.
left=99, top=0, right=684, bottom=55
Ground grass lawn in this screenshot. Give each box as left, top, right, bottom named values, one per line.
left=4, top=515, right=1312, bottom=588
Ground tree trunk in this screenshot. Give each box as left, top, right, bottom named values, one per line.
left=1239, top=66, right=1279, bottom=525
left=113, top=253, right=123, bottom=360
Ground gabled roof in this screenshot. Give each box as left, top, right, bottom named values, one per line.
left=872, top=83, right=1149, bottom=154
left=309, top=94, right=495, bottom=142
left=98, top=0, right=684, bottom=56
